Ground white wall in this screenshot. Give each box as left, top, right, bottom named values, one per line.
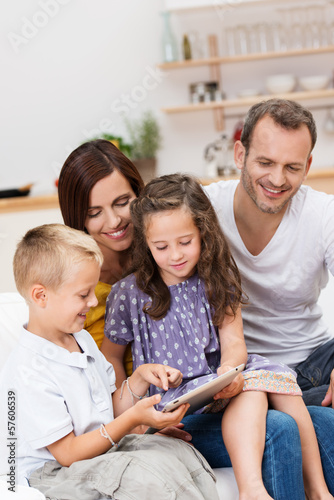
left=1, top=0, right=334, bottom=194
left=1, top=0, right=167, bottom=191
left=0, top=208, right=63, bottom=293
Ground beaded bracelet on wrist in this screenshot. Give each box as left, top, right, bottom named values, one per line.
left=99, top=424, right=119, bottom=448
left=120, top=377, right=147, bottom=406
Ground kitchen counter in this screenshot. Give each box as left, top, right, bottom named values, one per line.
left=0, top=193, right=59, bottom=214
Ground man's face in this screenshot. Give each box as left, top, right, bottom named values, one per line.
left=235, top=115, right=313, bottom=215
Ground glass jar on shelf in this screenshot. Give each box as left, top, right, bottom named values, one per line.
left=161, top=11, right=178, bottom=63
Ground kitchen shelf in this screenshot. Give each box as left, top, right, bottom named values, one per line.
left=160, top=0, right=334, bottom=130
left=158, top=46, right=334, bottom=70
left=162, top=88, right=334, bottom=114
left=164, top=0, right=305, bottom=12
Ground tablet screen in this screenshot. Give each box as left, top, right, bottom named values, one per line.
left=162, top=364, right=245, bottom=414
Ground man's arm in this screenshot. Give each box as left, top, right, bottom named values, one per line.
left=321, top=370, right=334, bottom=408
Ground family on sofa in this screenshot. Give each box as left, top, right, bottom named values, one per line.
left=1, top=99, right=334, bottom=500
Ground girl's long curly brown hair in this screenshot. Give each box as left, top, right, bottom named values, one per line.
left=129, top=173, right=245, bottom=326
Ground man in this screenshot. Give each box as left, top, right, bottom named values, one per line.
left=205, top=98, right=334, bottom=407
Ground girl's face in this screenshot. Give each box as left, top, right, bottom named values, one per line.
left=85, top=170, right=136, bottom=256
left=146, top=206, right=201, bottom=286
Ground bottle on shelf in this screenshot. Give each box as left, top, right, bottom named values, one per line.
left=161, top=11, right=179, bottom=63
left=182, top=34, right=192, bottom=60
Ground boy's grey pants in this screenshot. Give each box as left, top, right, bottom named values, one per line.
left=29, top=434, right=218, bottom=500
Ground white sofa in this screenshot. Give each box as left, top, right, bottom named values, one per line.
left=0, top=293, right=238, bottom=499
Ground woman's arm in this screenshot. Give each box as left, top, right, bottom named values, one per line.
left=100, top=337, right=127, bottom=388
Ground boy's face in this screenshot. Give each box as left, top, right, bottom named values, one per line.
left=45, top=260, right=100, bottom=336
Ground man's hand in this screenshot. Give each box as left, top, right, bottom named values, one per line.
left=321, top=368, right=334, bottom=408
left=128, top=422, right=192, bottom=443
left=157, top=423, right=192, bottom=443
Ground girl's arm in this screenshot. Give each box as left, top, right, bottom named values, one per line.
left=100, top=337, right=127, bottom=388
left=218, top=306, right=247, bottom=369
left=47, top=364, right=186, bottom=467
left=215, top=306, right=247, bottom=399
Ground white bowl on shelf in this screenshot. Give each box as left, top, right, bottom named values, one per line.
left=265, top=74, right=296, bottom=94
left=299, top=75, right=330, bottom=91
left=237, top=89, right=261, bottom=98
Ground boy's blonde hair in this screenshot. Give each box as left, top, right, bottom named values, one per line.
left=13, top=223, right=103, bottom=300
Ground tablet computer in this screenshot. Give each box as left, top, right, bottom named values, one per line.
left=145, top=363, right=245, bottom=434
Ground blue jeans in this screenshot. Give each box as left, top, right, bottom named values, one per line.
left=295, top=339, right=334, bottom=406
left=183, top=407, right=334, bottom=499
left=308, top=406, right=334, bottom=493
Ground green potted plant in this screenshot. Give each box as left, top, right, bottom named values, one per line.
left=125, top=110, right=162, bottom=183
left=87, top=133, right=133, bottom=157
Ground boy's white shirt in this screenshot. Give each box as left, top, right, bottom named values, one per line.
left=0, top=327, right=116, bottom=486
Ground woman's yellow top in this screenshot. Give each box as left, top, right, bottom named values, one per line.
left=84, top=280, right=133, bottom=376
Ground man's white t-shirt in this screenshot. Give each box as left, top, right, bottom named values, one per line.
left=205, top=180, right=334, bottom=368
left=0, top=327, right=116, bottom=485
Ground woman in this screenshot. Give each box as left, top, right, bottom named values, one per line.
left=58, top=139, right=144, bottom=383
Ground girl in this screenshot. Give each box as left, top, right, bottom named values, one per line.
left=105, top=173, right=333, bottom=500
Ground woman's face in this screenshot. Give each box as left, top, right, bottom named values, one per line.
left=85, top=170, right=136, bottom=255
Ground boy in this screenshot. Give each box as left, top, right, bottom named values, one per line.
left=0, top=224, right=217, bottom=500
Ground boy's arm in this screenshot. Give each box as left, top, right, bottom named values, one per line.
left=47, top=364, right=187, bottom=467
left=215, top=306, right=247, bottom=399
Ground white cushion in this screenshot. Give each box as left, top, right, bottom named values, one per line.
left=215, top=468, right=239, bottom=499
left=0, top=478, right=45, bottom=499
left=0, top=293, right=28, bottom=370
